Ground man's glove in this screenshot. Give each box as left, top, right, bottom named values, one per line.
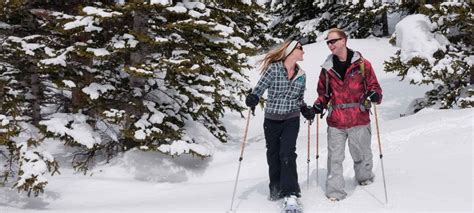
left=245, top=94, right=259, bottom=108
left=301, top=105, right=316, bottom=121
left=365, top=90, right=381, bottom=103
left=313, top=103, right=325, bottom=114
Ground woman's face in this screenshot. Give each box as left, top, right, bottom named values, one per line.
left=290, top=43, right=304, bottom=61
left=326, top=32, right=346, bottom=55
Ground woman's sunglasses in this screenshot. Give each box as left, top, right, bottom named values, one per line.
left=326, top=38, right=342, bottom=45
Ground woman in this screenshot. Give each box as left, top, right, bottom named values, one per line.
left=312, top=28, right=383, bottom=201
left=245, top=40, right=315, bottom=201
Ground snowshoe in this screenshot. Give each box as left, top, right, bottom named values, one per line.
left=281, top=195, right=303, bottom=213
left=359, top=177, right=374, bottom=186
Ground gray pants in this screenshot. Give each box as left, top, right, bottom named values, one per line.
left=326, top=124, right=374, bottom=200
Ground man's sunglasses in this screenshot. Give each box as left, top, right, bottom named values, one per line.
left=295, top=45, right=303, bottom=51
left=326, top=38, right=342, bottom=45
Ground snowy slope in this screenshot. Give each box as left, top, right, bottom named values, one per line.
left=1, top=38, right=472, bottom=213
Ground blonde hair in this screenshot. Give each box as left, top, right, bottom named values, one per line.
left=326, top=28, right=347, bottom=40
left=257, top=40, right=293, bottom=74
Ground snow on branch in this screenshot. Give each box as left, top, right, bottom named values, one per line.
left=39, top=113, right=102, bottom=149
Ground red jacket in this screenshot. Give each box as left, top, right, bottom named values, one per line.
left=315, top=51, right=382, bottom=129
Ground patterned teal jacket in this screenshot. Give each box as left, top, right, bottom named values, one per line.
left=252, top=61, right=306, bottom=120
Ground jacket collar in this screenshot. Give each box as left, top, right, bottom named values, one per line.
left=275, top=61, right=305, bottom=82
left=321, top=48, right=361, bottom=71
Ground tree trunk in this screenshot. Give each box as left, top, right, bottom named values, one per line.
left=129, top=9, right=149, bottom=88
left=382, top=9, right=389, bottom=36
left=0, top=80, right=4, bottom=111
left=426, top=0, right=441, bottom=4
left=470, top=68, right=474, bottom=85
left=30, top=71, right=41, bottom=125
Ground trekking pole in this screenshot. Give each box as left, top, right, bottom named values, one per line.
left=374, top=104, right=388, bottom=204
left=315, top=116, right=320, bottom=187
left=229, top=109, right=252, bottom=212
left=306, top=121, right=311, bottom=188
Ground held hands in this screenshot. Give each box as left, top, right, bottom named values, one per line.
left=300, top=105, right=316, bottom=121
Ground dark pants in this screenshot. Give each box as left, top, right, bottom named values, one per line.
left=264, top=117, right=301, bottom=199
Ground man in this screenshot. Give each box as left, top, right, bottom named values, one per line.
left=312, top=28, right=383, bottom=201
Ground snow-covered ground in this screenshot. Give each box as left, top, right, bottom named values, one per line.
left=1, top=38, right=472, bottom=213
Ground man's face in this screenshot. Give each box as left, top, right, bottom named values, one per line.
left=326, top=32, right=346, bottom=55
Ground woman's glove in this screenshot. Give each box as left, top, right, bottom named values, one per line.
left=245, top=94, right=259, bottom=108
left=301, top=105, right=316, bottom=121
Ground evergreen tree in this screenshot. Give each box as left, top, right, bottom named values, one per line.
left=385, top=2, right=473, bottom=111
left=0, top=0, right=268, bottom=196
left=268, top=1, right=395, bottom=43
left=0, top=0, right=62, bottom=196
